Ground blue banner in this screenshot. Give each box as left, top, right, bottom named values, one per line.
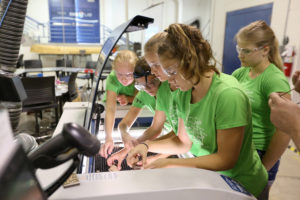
left=75, top=0, right=100, bottom=43
left=49, top=0, right=100, bottom=43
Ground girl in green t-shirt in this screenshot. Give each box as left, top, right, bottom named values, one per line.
left=144, top=32, right=179, bottom=134
left=107, top=33, right=181, bottom=169
left=105, top=58, right=158, bottom=168
left=106, top=57, right=174, bottom=170
left=100, top=50, right=138, bottom=158
left=127, top=24, right=268, bottom=198
left=232, top=21, right=291, bottom=190
left=144, top=32, right=183, bottom=161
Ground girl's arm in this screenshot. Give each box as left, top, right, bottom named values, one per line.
left=262, top=129, right=290, bottom=170
left=117, top=90, right=138, bottom=105
left=126, top=89, right=138, bottom=104
left=127, top=118, right=191, bottom=167
left=99, top=90, right=117, bottom=158
left=153, top=131, right=177, bottom=141
left=118, top=106, right=142, bottom=149
left=126, top=95, right=136, bottom=104
left=146, top=118, right=193, bottom=154
left=145, top=125, right=244, bottom=170
left=137, top=110, right=167, bottom=143
left=262, top=94, right=291, bottom=171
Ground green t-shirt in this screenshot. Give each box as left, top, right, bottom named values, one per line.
left=102, top=70, right=136, bottom=102
left=156, top=81, right=179, bottom=133
left=176, top=73, right=267, bottom=197
left=132, top=90, right=156, bottom=114
left=232, top=64, right=290, bottom=150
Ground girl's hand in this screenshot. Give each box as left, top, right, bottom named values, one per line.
left=292, top=71, right=300, bottom=93
left=116, top=94, right=128, bottom=106
left=107, top=149, right=128, bottom=170
left=122, top=133, right=139, bottom=150
left=269, top=92, right=300, bottom=134
left=99, top=138, right=114, bottom=158
left=126, top=143, right=148, bottom=168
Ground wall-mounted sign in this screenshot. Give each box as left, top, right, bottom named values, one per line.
left=49, top=0, right=100, bottom=43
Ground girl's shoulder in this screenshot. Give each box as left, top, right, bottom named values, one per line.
left=260, top=64, right=290, bottom=95
left=139, top=90, right=152, bottom=98
left=262, top=63, right=288, bottom=82
left=175, top=89, right=191, bottom=104
left=265, top=63, right=285, bottom=74
left=158, top=81, right=170, bottom=90
left=213, top=73, right=242, bottom=93
left=108, top=70, right=116, bottom=77
left=232, top=67, right=249, bottom=79
left=157, top=81, right=171, bottom=96
left=107, top=70, right=118, bottom=82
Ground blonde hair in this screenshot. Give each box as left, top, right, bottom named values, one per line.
left=112, top=50, right=138, bottom=69
left=235, top=20, right=283, bottom=71
left=157, top=24, right=218, bottom=85
left=144, top=32, right=167, bottom=55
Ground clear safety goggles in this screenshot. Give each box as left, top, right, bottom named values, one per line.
left=236, top=45, right=264, bottom=55
left=135, top=77, right=160, bottom=91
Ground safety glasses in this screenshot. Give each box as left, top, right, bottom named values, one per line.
left=236, top=45, right=264, bottom=55
left=149, top=62, right=161, bottom=69
left=116, top=71, right=134, bottom=78
left=135, top=77, right=160, bottom=91
left=161, top=63, right=178, bottom=77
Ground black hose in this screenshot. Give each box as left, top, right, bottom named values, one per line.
left=0, top=0, right=28, bottom=73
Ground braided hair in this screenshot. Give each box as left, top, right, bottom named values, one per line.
left=158, top=24, right=218, bottom=85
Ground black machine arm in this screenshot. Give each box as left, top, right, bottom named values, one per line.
left=28, top=123, right=100, bottom=197
left=28, top=123, right=100, bottom=169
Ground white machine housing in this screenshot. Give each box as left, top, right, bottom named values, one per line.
left=50, top=168, right=256, bottom=200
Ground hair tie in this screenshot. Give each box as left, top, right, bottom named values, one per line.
left=133, top=69, right=151, bottom=83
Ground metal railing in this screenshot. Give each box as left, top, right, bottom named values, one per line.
left=23, top=16, right=49, bottom=43
left=23, top=16, right=132, bottom=45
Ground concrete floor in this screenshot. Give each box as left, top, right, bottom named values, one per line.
left=269, top=141, right=300, bottom=200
